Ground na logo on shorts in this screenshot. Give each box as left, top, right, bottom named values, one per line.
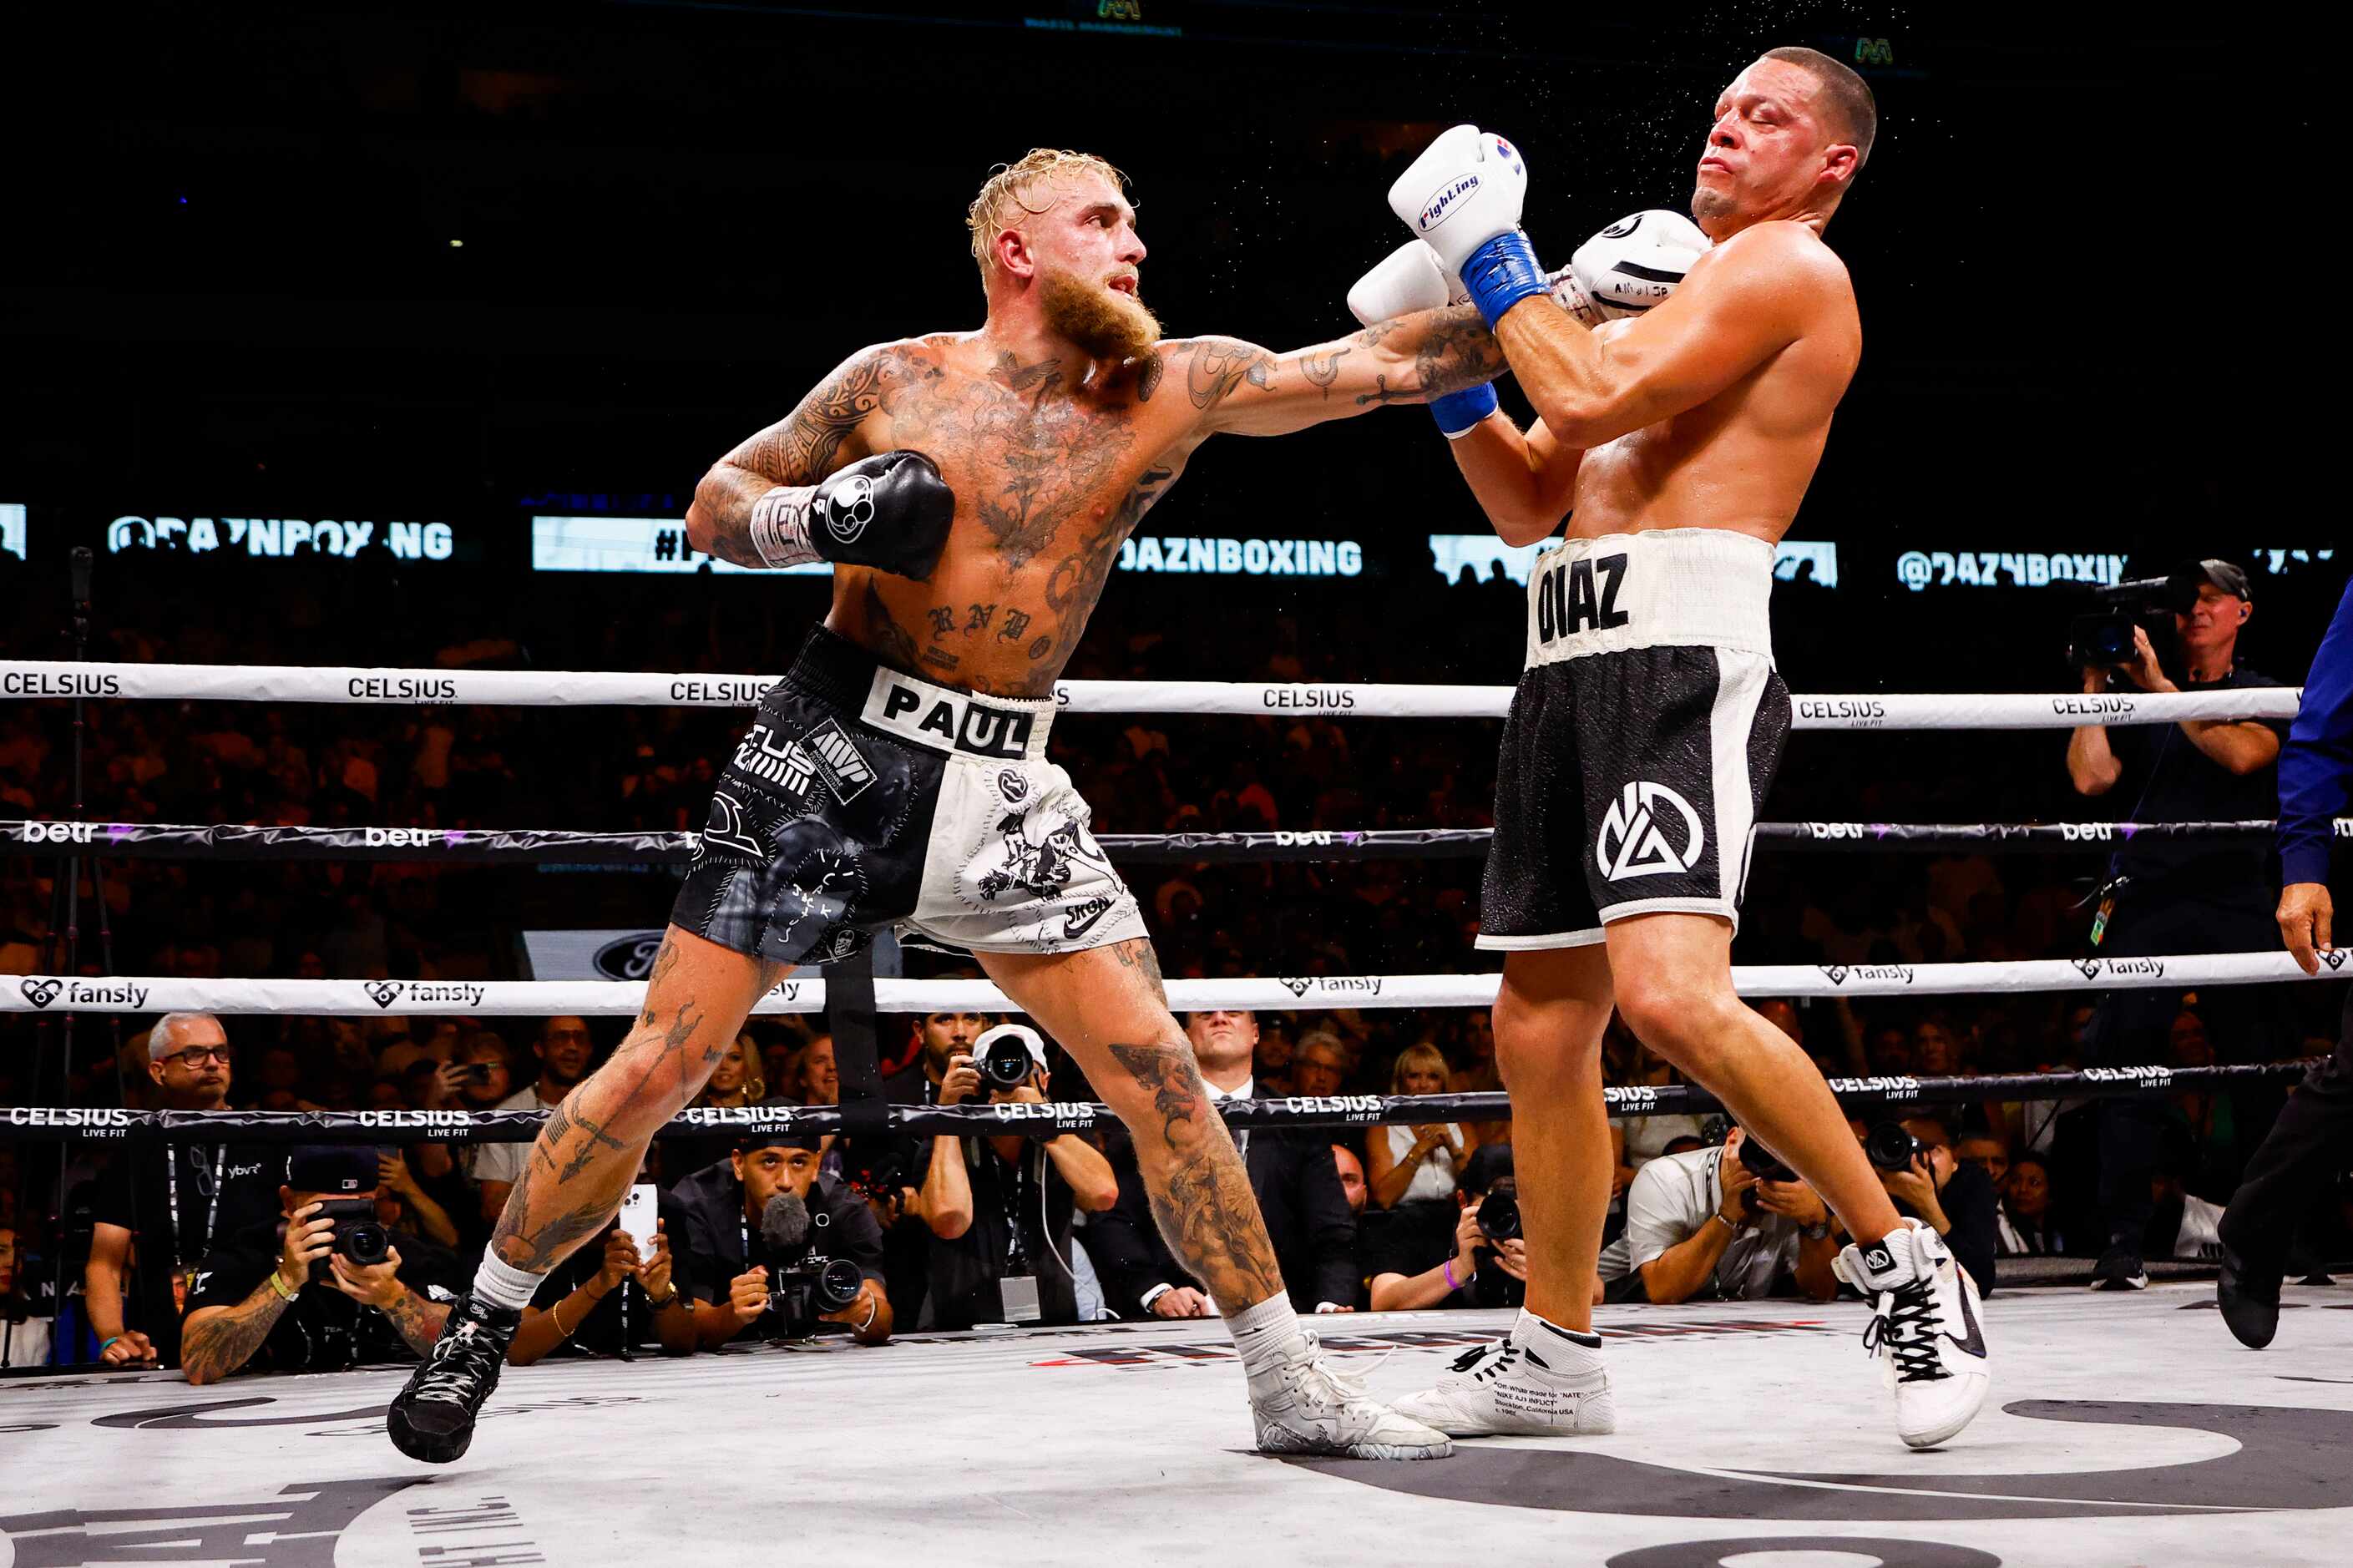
left=1595, top=780, right=1704, bottom=880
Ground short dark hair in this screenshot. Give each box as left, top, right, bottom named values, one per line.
left=1762, top=46, right=1878, bottom=174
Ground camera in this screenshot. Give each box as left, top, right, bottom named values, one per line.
left=840, top=1143, right=907, bottom=1208
left=1733, top=1130, right=1796, bottom=1183
left=308, top=1196, right=390, bottom=1281
left=1863, top=1120, right=1924, bottom=1174
left=770, top=1255, right=864, bottom=1332
left=2065, top=573, right=2177, bottom=670
left=1475, top=1184, right=1521, bottom=1243
left=976, top=1032, right=1036, bottom=1091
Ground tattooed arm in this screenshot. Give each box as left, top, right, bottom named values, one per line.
left=182, top=1282, right=296, bottom=1385
left=684, top=344, right=901, bottom=567
left=1169, top=307, right=1504, bottom=438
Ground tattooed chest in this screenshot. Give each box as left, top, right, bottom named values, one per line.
left=856, top=365, right=1185, bottom=695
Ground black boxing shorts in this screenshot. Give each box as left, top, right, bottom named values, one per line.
left=669, top=627, right=1146, bottom=965
left=1479, top=528, right=1791, bottom=951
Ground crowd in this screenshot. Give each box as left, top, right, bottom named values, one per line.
left=1, top=559, right=2347, bottom=1373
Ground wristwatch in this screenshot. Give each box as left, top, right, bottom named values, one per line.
left=646, top=1283, right=684, bottom=1310
left=1801, top=1220, right=1833, bottom=1241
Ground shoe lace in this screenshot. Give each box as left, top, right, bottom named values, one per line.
left=1442, top=1337, right=1519, bottom=1383
left=1861, top=1282, right=1950, bottom=1384
left=412, top=1320, right=503, bottom=1406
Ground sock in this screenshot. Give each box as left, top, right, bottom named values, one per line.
left=470, top=1252, right=544, bottom=1312
left=1224, top=1292, right=1303, bottom=1375
left=1516, top=1308, right=1602, bottom=1351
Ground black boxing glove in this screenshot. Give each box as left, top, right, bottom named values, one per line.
left=746, top=450, right=954, bottom=579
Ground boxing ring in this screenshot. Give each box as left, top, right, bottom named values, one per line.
left=5, top=658, right=2350, bottom=1566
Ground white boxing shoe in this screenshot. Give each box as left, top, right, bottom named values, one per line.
left=1247, top=1329, right=1455, bottom=1459
left=1835, top=1216, right=1991, bottom=1449
left=1390, top=1312, right=1617, bottom=1438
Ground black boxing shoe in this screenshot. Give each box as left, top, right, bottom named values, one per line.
left=2217, top=1246, right=2282, bottom=1350
left=387, top=1291, right=519, bottom=1464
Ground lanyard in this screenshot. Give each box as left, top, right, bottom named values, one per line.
left=164, top=1146, right=225, bottom=1270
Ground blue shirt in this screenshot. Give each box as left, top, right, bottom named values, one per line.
left=2279, top=579, right=2353, bottom=887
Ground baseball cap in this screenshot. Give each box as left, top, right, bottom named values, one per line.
left=2168, top=559, right=2252, bottom=607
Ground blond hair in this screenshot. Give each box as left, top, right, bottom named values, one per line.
left=1390, top=1041, right=1451, bottom=1095
left=967, top=149, right=1131, bottom=279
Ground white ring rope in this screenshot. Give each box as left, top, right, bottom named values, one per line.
left=1, top=660, right=2303, bottom=729
left=4, top=951, right=2336, bottom=1018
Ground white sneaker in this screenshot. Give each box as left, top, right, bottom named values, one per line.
left=1835, top=1216, right=1991, bottom=1449
left=1247, top=1330, right=1454, bottom=1460
left=1391, top=1315, right=1616, bottom=1437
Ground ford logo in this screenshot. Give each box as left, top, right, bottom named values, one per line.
left=595, top=933, right=667, bottom=982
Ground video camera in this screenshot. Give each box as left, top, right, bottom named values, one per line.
left=758, top=1192, right=862, bottom=1335
left=2065, top=574, right=2177, bottom=670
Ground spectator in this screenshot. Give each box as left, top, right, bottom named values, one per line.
left=469, top=1016, right=597, bottom=1228
left=670, top=1130, right=889, bottom=1347
left=1596, top=1125, right=1839, bottom=1306
left=1332, top=1146, right=1368, bottom=1216
left=87, top=1013, right=276, bottom=1369
left=913, top=1024, right=1118, bottom=1329
left=1292, top=1030, right=1349, bottom=1098
left=1367, top=1146, right=1526, bottom=1311
left=1088, top=1010, right=1356, bottom=1318
left=800, top=1034, right=839, bottom=1106
left=0, top=1222, right=50, bottom=1368
left=696, top=1034, right=767, bottom=1110
left=180, top=1146, right=468, bottom=1384
left=1953, top=1132, right=2011, bottom=1189
left=1875, top=1115, right=1999, bottom=1298
left=1996, top=1153, right=2067, bottom=1255
left=510, top=1171, right=697, bottom=1363
left=1365, top=1042, right=1471, bottom=1211
left=1254, top=1024, right=1297, bottom=1097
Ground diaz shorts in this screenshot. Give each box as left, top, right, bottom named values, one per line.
left=670, top=627, right=1147, bottom=964
left=1478, top=529, right=1791, bottom=951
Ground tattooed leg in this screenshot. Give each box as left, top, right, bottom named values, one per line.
left=488, top=926, right=786, bottom=1274
left=979, top=942, right=1287, bottom=1309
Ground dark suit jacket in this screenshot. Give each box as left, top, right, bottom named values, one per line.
left=1088, top=1128, right=1358, bottom=1314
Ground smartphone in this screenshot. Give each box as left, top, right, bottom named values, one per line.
left=617, top=1183, right=659, bottom=1255
left=458, top=1062, right=497, bottom=1083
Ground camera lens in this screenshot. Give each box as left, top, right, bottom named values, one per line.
left=1864, top=1120, right=1921, bottom=1173
left=979, top=1035, right=1033, bottom=1089
left=1737, top=1132, right=1794, bottom=1183
left=1475, top=1186, right=1521, bottom=1242
left=337, top=1221, right=391, bottom=1268
left=816, top=1258, right=864, bottom=1312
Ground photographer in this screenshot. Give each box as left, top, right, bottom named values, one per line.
left=1597, top=1125, right=1839, bottom=1306
left=1368, top=1146, right=1526, bottom=1311
left=509, top=1163, right=698, bottom=1363
left=1862, top=1115, right=1998, bottom=1298
left=670, top=1128, right=890, bottom=1348
left=913, top=1023, right=1119, bottom=1330
left=180, top=1146, right=468, bottom=1385
left=2065, top=559, right=2295, bottom=1290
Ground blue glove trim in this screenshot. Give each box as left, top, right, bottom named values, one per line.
left=1460, top=230, right=1548, bottom=330
left=1427, top=382, right=1498, bottom=438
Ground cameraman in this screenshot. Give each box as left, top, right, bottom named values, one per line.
left=2065, top=559, right=2294, bottom=1290
left=670, top=1128, right=889, bottom=1348
left=1861, top=1115, right=1999, bottom=1299
left=1597, top=1125, right=1839, bottom=1306
left=1368, top=1146, right=1526, bottom=1311
left=913, top=1023, right=1119, bottom=1330
left=180, top=1146, right=468, bottom=1384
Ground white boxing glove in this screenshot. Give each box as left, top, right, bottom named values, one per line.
left=1549, top=210, right=1711, bottom=326
left=1386, top=124, right=1527, bottom=275
left=1346, top=240, right=1455, bottom=326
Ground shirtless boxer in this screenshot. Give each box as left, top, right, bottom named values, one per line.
left=387, top=149, right=1500, bottom=1464
left=1363, top=51, right=1993, bottom=1450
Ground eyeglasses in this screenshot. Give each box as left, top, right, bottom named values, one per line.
left=161, top=1047, right=234, bottom=1068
